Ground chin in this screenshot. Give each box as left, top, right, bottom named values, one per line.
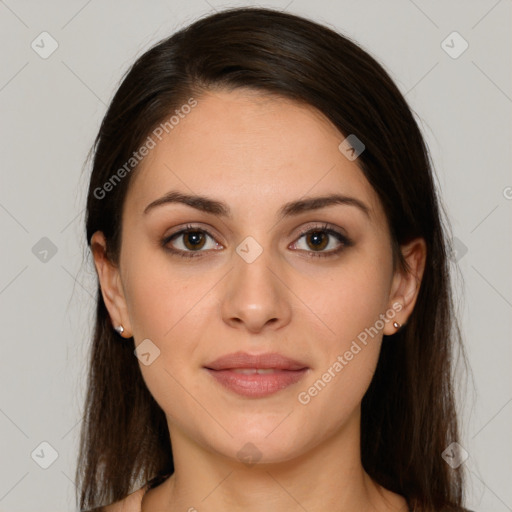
left=217, top=419, right=311, bottom=465
left=226, top=438, right=305, bottom=467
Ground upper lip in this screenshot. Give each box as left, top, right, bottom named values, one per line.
left=204, top=351, right=308, bottom=371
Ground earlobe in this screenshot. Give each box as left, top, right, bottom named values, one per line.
left=384, top=237, right=427, bottom=336
left=90, top=231, right=132, bottom=338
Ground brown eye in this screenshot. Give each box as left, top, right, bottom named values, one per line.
left=291, top=224, right=352, bottom=258
left=304, top=231, right=329, bottom=251
left=182, top=231, right=207, bottom=250
left=161, top=225, right=222, bottom=258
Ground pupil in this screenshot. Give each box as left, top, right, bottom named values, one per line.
left=308, top=232, right=327, bottom=250
left=186, top=232, right=204, bottom=249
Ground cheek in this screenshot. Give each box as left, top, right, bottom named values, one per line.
left=122, top=246, right=205, bottom=339
left=305, top=258, right=392, bottom=347
left=294, top=341, right=381, bottom=450
left=122, top=262, right=218, bottom=431
left=124, top=266, right=221, bottom=394
left=292, top=254, right=391, bottom=426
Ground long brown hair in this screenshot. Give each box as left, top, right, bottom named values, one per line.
left=77, top=7, right=467, bottom=511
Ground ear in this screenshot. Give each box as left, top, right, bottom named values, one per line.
left=90, top=231, right=132, bottom=338
left=383, top=237, right=427, bottom=335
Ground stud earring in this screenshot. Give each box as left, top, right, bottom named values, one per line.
left=114, top=325, right=124, bottom=335
left=393, top=321, right=401, bottom=330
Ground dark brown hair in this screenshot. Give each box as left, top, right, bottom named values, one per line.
left=77, top=7, right=467, bottom=511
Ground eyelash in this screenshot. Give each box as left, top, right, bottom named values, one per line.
left=161, top=223, right=352, bottom=259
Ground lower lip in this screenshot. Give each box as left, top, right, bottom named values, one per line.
left=205, top=368, right=308, bottom=398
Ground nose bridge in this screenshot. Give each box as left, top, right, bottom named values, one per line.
left=220, top=233, right=291, bottom=332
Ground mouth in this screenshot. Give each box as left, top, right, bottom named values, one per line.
left=204, top=351, right=309, bottom=398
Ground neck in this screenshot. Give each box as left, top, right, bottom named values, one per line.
left=142, top=411, right=408, bottom=512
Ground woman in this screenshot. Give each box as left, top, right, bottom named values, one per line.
left=77, top=6, right=471, bottom=512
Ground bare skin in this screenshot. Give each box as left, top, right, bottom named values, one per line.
left=92, top=88, right=425, bottom=512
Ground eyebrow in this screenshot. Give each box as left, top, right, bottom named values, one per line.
left=143, top=190, right=370, bottom=220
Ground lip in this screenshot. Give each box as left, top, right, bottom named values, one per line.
left=205, top=351, right=308, bottom=371
left=204, top=351, right=309, bottom=398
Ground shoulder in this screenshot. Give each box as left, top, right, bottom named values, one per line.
left=85, top=487, right=147, bottom=512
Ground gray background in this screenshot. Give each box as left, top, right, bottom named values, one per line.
left=0, top=1, right=510, bottom=511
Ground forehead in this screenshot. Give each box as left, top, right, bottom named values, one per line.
left=124, top=89, right=383, bottom=221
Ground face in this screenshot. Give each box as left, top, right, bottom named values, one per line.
left=93, top=89, right=423, bottom=465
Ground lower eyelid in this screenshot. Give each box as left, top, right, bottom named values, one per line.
left=163, top=230, right=220, bottom=253
left=291, top=231, right=349, bottom=255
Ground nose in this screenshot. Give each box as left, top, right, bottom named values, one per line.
left=220, top=243, right=292, bottom=334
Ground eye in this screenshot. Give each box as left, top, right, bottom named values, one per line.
left=290, top=223, right=352, bottom=258
left=161, top=223, right=352, bottom=259
left=161, top=224, right=222, bottom=258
